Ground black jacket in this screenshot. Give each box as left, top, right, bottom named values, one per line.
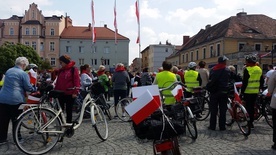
left=209, top=64, right=231, bottom=93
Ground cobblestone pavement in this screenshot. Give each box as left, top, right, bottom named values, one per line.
left=0, top=99, right=275, bottom=155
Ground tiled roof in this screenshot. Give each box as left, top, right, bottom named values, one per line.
left=181, top=13, right=276, bottom=51
left=22, top=20, right=42, bottom=25
left=60, top=25, right=129, bottom=40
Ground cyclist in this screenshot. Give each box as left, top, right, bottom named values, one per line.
left=184, top=62, right=202, bottom=98
left=153, top=61, right=177, bottom=105
left=0, top=57, right=36, bottom=145
left=240, top=54, right=264, bottom=129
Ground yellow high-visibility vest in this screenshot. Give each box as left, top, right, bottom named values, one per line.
left=244, top=66, right=262, bottom=94
left=184, top=70, right=199, bottom=92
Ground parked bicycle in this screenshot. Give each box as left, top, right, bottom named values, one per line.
left=226, top=84, right=251, bottom=136
left=192, top=87, right=210, bottom=121
left=115, top=97, right=132, bottom=122
left=13, top=87, right=108, bottom=155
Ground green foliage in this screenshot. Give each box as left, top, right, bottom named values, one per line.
left=0, top=42, right=44, bottom=74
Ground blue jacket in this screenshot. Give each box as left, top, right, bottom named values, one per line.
left=0, top=66, right=35, bottom=105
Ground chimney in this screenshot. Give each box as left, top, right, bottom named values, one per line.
left=104, top=24, right=107, bottom=28
left=237, top=12, right=247, bottom=17
left=88, top=23, right=91, bottom=30
left=205, top=24, right=211, bottom=30
left=183, top=35, right=190, bottom=45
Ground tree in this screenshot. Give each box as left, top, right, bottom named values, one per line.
left=0, top=42, right=43, bottom=74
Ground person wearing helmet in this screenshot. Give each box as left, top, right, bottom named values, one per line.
left=240, top=54, right=264, bottom=129
left=184, top=62, right=202, bottom=98
left=207, top=55, right=231, bottom=131
left=27, top=64, right=38, bottom=86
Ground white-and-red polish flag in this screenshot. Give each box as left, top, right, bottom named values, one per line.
left=132, top=85, right=161, bottom=106
left=135, top=0, right=140, bottom=44
left=91, top=0, right=96, bottom=43
left=234, top=82, right=242, bottom=103
left=114, top=0, right=118, bottom=44
left=171, top=85, right=183, bottom=102
left=125, top=90, right=160, bottom=125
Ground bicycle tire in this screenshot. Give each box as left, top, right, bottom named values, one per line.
left=235, top=103, right=251, bottom=136
left=91, top=105, right=108, bottom=141
left=186, top=107, right=198, bottom=139
left=226, top=99, right=234, bottom=126
left=116, top=98, right=132, bottom=122
left=104, top=108, right=113, bottom=120
left=13, top=107, right=62, bottom=155
left=195, top=96, right=210, bottom=121
left=263, top=100, right=273, bottom=128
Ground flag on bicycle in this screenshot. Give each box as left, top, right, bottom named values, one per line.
left=125, top=90, right=159, bottom=125
left=171, top=85, right=183, bottom=102
left=132, top=85, right=161, bottom=106
left=234, top=82, right=242, bottom=103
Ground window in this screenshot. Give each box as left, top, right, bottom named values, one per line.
left=91, top=59, right=97, bottom=65
left=9, top=28, right=14, bottom=35
left=203, top=48, right=206, bottom=59
left=255, top=43, right=261, bottom=51
left=190, top=52, right=194, bottom=61
left=196, top=50, right=199, bottom=60
left=239, top=43, right=245, bottom=51
left=32, top=10, right=35, bottom=19
left=79, top=59, right=84, bottom=66
left=165, top=48, right=168, bottom=52
left=50, top=42, right=55, bottom=51
left=25, top=41, right=29, bottom=46
left=92, top=46, right=97, bottom=53
left=185, top=53, right=188, bottom=62
left=104, top=47, right=110, bottom=54
left=50, top=28, right=54, bottom=36
left=216, top=43, right=221, bottom=56
left=32, top=28, right=36, bottom=35
left=32, top=41, right=36, bottom=50
left=40, top=42, right=44, bottom=51
left=102, top=59, right=110, bottom=65
left=79, top=46, right=84, bottom=53
left=26, top=28, right=29, bottom=35
left=66, top=46, right=71, bottom=53
left=50, top=58, right=56, bottom=66
left=182, top=55, right=184, bottom=63
left=210, top=45, right=214, bottom=57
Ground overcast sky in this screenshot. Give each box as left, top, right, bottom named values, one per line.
left=0, top=0, right=276, bottom=64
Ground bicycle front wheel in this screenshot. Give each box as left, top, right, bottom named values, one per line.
left=14, top=107, right=62, bottom=155
left=263, top=99, right=273, bottom=128
left=91, top=105, right=108, bottom=141
left=116, top=97, right=132, bottom=122
left=186, top=107, right=198, bottom=140
left=195, top=96, right=210, bottom=121
left=235, top=103, right=251, bottom=136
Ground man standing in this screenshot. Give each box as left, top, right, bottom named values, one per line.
left=207, top=56, right=231, bottom=131
left=240, top=55, right=264, bottom=129
left=265, top=65, right=275, bottom=86
left=197, top=61, right=209, bottom=87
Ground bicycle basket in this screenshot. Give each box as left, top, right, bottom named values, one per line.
left=91, top=82, right=105, bottom=96
left=186, top=98, right=202, bottom=114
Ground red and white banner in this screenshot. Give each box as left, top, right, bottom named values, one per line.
left=135, top=0, right=140, bottom=44
left=234, top=82, right=242, bottom=103
left=171, top=85, right=183, bottom=102
left=28, top=68, right=37, bottom=86
left=91, top=0, right=96, bottom=43
left=132, top=85, right=161, bottom=106
left=125, top=90, right=160, bottom=125
left=114, top=0, right=118, bottom=44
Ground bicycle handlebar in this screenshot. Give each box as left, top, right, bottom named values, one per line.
left=67, top=87, right=81, bottom=90
left=159, top=81, right=187, bottom=92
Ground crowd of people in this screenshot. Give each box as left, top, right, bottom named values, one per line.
left=0, top=54, right=275, bottom=150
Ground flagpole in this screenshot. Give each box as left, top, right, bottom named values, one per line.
left=114, top=0, right=118, bottom=65
left=91, top=0, right=95, bottom=68
left=135, top=0, right=141, bottom=72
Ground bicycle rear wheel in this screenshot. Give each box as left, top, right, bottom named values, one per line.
left=91, top=105, right=108, bottom=141
left=186, top=107, right=198, bottom=139
left=116, top=97, right=132, bottom=122
left=263, top=99, right=273, bottom=128
left=195, top=96, right=210, bottom=121
left=235, top=103, right=251, bottom=136
left=13, top=107, right=62, bottom=155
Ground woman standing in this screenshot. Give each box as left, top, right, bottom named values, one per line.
left=267, top=71, right=276, bottom=149
left=0, top=57, right=35, bottom=144
left=54, top=55, right=80, bottom=123
left=97, top=65, right=109, bottom=99
left=80, top=64, right=93, bottom=98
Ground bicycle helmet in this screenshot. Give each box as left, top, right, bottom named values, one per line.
left=188, top=62, right=197, bottom=69
left=27, top=63, right=38, bottom=69
left=245, top=54, right=257, bottom=63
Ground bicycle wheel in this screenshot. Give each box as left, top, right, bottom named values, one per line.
left=116, top=98, right=132, bottom=122
left=185, top=107, right=198, bottom=139
left=91, top=105, right=108, bottom=141
left=104, top=108, right=113, bottom=120
left=14, top=107, right=62, bottom=155
left=263, top=99, right=273, bottom=128
left=235, top=103, right=251, bottom=136
left=195, top=96, right=210, bottom=121
left=226, top=99, right=234, bottom=126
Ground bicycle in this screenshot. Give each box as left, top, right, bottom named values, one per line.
left=115, top=97, right=132, bottom=122
left=192, top=87, right=210, bottom=121
left=225, top=84, right=251, bottom=136
left=13, top=87, right=108, bottom=155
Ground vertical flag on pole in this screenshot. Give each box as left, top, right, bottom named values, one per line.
left=114, top=0, right=118, bottom=44
left=91, top=0, right=96, bottom=43
left=135, top=0, right=140, bottom=44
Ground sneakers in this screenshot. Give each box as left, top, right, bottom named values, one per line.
left=0, top=139, right=7, bottom=145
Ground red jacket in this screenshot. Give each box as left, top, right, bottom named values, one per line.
left=54, top=61, right=80, bottom=95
